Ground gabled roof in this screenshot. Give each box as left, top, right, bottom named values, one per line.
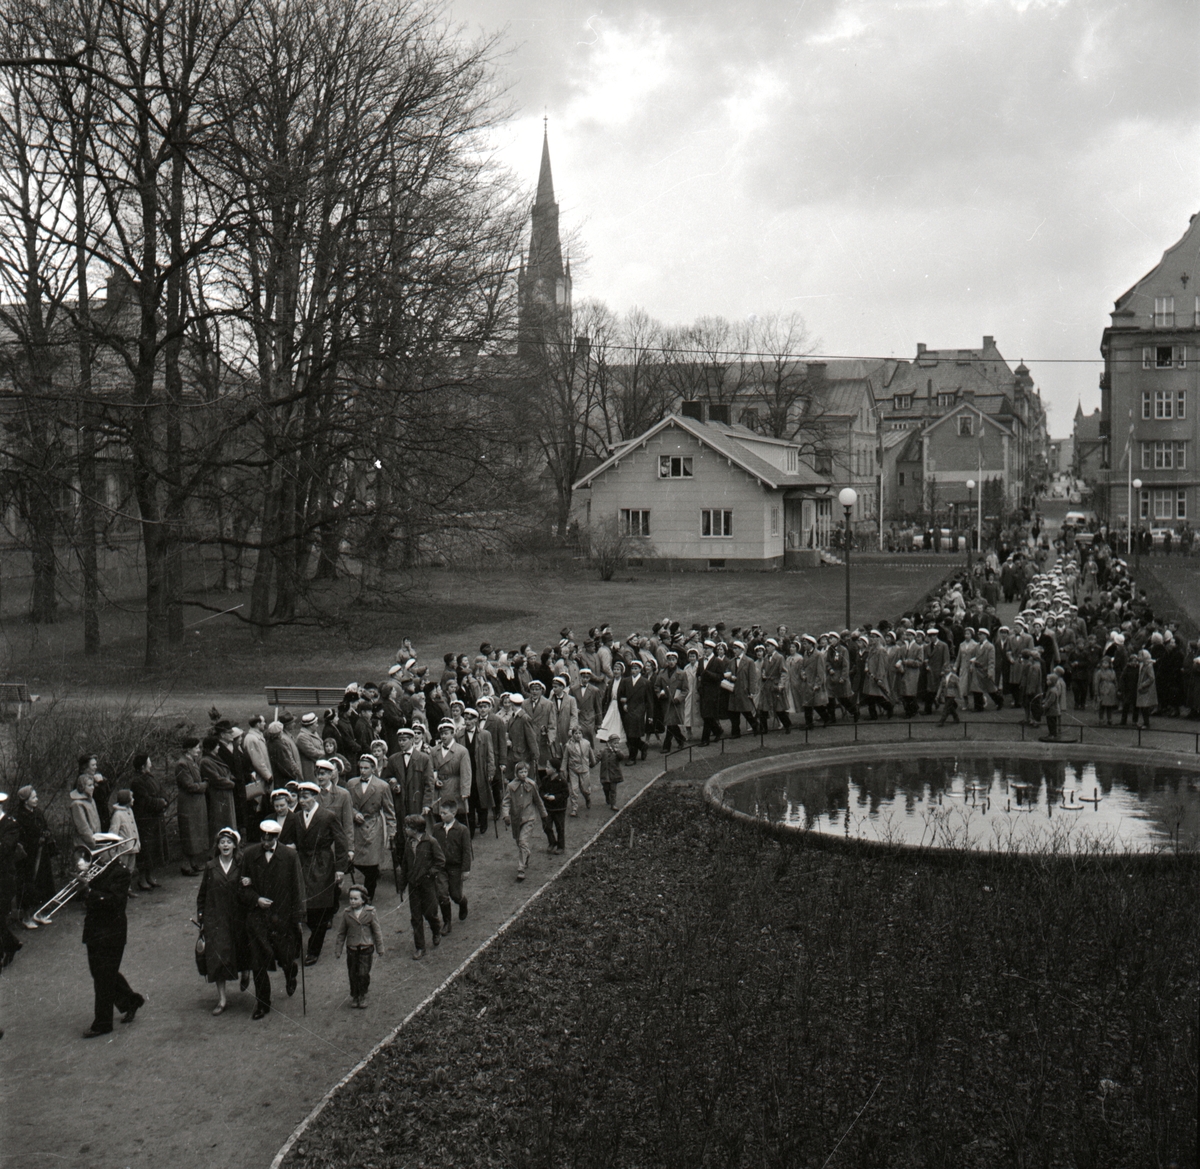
left=573, top=413, right=829, bottom=492
left=922, top=398, right=1014, bottom=439
left=813, top=377, right=875, bottom=419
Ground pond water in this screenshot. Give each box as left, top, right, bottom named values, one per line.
left=722, top=753, right=1200, bottom=855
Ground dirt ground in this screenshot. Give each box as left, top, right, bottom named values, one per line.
left=0, top=761, right=663, bottom=1169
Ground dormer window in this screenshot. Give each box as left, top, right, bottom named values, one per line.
left=893, top=394, right=913, bottom=410
left=937, top=392, right=955, bottom=408
left=659, top=455, right=693, bottom=479
left=786, top=448, right=798, bottom=473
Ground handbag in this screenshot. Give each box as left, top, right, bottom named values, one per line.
left=194, top=928, right=207, bottom=978
left=720, top=678, right=736, bottom=692
left=244, top=779, right=265, bottom=801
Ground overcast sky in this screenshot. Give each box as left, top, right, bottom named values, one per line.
left=447, top=0, right=1200, bottom=435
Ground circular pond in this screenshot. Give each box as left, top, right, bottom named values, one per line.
left=706, top=743, right=1200, bottom=856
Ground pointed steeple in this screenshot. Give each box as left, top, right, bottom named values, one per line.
left=536, top=120, right=555, bottom=208
left=517, top=122, right=571, bottom=360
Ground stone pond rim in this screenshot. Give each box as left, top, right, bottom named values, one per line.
left=702, top=740, right=1200, bottom=870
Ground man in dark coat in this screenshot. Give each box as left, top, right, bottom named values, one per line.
left=384, top=727, right=434, bottom=823
left=461, top=709, right=495, bottom=838
left=0, top=793, right=23, bottom=968
left=398, top=814, right=444, bottom=959
left=281, top=783, right=348, bottom=966
left=475, top=695, right=510, bottom=806
left=239, top=820, right=306, bottom=1019
left=80, top=834, right=144, bottom=1037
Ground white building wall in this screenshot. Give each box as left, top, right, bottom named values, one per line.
left=581, top=424, right=780, bottom=561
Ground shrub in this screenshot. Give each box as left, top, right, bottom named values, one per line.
left=583, top=518, right=653, bottom=581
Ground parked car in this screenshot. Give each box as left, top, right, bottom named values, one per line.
left=909, top=528, right=965, bottom=551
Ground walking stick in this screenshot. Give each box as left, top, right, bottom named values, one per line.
left=298, top=923, right=307, bottom=1016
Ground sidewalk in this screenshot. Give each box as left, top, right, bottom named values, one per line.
left=0, top=762, right=662, bottom=1169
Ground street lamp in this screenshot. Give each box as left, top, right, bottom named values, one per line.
left=1132, top=479, right=1142, bottom=573
left=965, top=479, right=975, bottom=576
left=838, top=487, right=857, bottom=629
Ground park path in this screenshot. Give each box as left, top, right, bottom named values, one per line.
left=0, top=754, right=673, bottom=1169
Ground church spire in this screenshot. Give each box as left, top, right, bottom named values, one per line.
left=536, top=118, right=555, bottom=208
left=517, top=122, right=571, bottom=361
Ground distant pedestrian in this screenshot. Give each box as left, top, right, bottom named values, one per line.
left=500, top=762, right=547, bottom=882
left=539, top=764, right=569, bottom=855
left=936, top=662, right=962, bottom=726
left=598, top=737, right=626, bottom=809
left=398, top=814, right=443, bottom=959
left=431, top=799, right=472, bottom=931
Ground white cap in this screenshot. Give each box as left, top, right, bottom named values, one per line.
left=259, top=820, right=283, bottom=835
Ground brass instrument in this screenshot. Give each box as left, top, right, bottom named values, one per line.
left=35, top=837, right=137, bottom=921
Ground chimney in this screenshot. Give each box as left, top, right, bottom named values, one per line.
left=707, top=402, right=731, bottom=425
left=575, top=335, right=591, bottom=363
left=916, top=343, right=926, bottom=355
left=961, top=388, right=975, bottom=402
left=806, top=361, right=827, bottom=384
left=105, top=266, right=135, bottom=311
left=982, top=335, right=994, bottom=349
left=681, top=400, right=703, bottom=421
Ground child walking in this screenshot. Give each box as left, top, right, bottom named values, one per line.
left=1093, top=655, right=1118, bottom=726
left=432, top=799, right=472, bottom=932
left=333, top=884, right=384, bottom=1008
left=935, top=664, right=962, bottom=726
left=539, top=765, right=569, bottom=855
left=597, top=737, right=626, bottom=809
left=563, top=727, right=597, bottom=816
left=500, top=762, right=547, bottom=882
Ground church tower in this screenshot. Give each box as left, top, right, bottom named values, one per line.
left=517, top=124, right=572, bottom=361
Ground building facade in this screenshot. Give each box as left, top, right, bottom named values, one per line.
left=1100, top=212, right=1200, bottom=528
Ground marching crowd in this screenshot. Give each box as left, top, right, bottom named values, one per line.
left=2, top=522, right=1198, bottom=1036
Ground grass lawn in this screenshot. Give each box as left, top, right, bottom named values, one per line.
left=282, top=772, right=1199, bottom=1169
left=0, top=558, right=955, bottom=696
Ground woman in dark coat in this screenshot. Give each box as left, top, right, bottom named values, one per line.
left=196, top=827, right=249, bottom=1014
left=617, top=660, right=651, bottom=764
left=201, top=736, right=238, bottom=846
left=175, top=739, right=208, bottom=875
left=129, top=754, right=167, bottom=891
left=15, top=786, right=57, bottom=927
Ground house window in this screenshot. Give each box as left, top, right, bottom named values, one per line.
left=1178, top=391, right=1187, bottom=419
left=658, top=455, right=693, bottom=479
left=620, top=509, right=650, bottom=536
left=937, top=392, right=955, bottom=408
left=1139, top=490, right=1149, bottom=520
left=1142, top=441, right=1187, bottom=469
left=1155, top=390, right=1174, bottom=419
left=893, top=394, right=912, bottom=410
left=898, top=471, right=906, bottom=487
left=701, top=509, right=733, bottom=537
left=1145, top=345, right=1187, bottom=368
left=1142, top=390, right=1152, bottom=419
left=1178, top=490, right=1188, bottom=519
left=770, top=506, right=779, bottom=536
left=958, top=415, right=973, bottom=436
left=814, top=453, right=832, bottom=475
left=1154, top=296, right=1175, bottom=327
left=1152, top=489, right=1176, bottom=520
left=786, top=448, right=798, bottom=473
left=739, top=408, right=758, bottom=429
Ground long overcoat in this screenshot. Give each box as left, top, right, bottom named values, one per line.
left=465, top=728, right=496, bottom=811
left=655, top=667, right=689, bottom=726
left=345, top=775, right=395, bottom=867
left=239, top=842, right=306, bottom=969
left=201, top=752, right=238, bottom=842
left=197, top=857, right=248, bottom=982
left=175, top=755, right=208, bottom=857
left=282, top=806, right=349, bottom=910
left=617, top=673, right=651, bottom=739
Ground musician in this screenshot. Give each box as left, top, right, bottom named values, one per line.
left=80, top=833, right=145, bottom=1038
left=238, top=820, right=305, bottom=1020
left=0, top=792, right=22, bottom=968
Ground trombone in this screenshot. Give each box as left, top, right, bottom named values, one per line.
left=35, top=837, right=137, bottom=921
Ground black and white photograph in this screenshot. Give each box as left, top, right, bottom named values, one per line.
left=0, top=1, right=1196, bottom=1166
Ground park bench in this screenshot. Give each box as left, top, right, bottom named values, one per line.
left=0, top=681, right=36, bottom=720
left=263, top=686, right=353, bottom=715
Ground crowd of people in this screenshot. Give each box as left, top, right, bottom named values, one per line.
left=1, top=518, right=1197, bottom=1035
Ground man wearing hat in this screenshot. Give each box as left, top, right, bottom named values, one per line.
left=654, top=650, right=689, bottom=752
left=569, top=669, right=604, bottom=748
left=315, top=759, right=354, bottom=854
left=80, top=831, right=145, bottom=1037
left=295, top=713, right=325, bottom=783
left=240, top=820, right=306, bottom=1018
left=384, top=728, right=434, bottom=822
left=474, top=696, right=510, bottom=807
left=428, top=721, right=472, bottom=823
left=281, top=782, right=348, bottom=966
left=524, top=680, right=557, bottom=769
left=506, top=693, right=540, bottom=773
left=758, top=636, right=791, bottom=734
left=549, top=676, right=579, bottom=762
left=726, top=642, right=756, bottom=739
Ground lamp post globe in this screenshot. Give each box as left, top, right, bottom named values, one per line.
left=838, top=488, right=857, bottom=630
left=965, top=480, right=976, bottom=574
left=1132, top=479, right=1143, bottom=570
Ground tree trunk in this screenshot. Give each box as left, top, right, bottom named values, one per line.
left=26, top=483, right=57, bottom=624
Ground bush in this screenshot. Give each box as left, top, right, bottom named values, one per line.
left=0, top=698, right=194, bottom=880
left=583, top=518, right=653, bottom=581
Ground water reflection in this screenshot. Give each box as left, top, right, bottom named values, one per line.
left=726, top=756, right=1200, bottom=854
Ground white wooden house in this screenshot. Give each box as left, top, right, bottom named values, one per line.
left=571, top=413, right=834, bottom=568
